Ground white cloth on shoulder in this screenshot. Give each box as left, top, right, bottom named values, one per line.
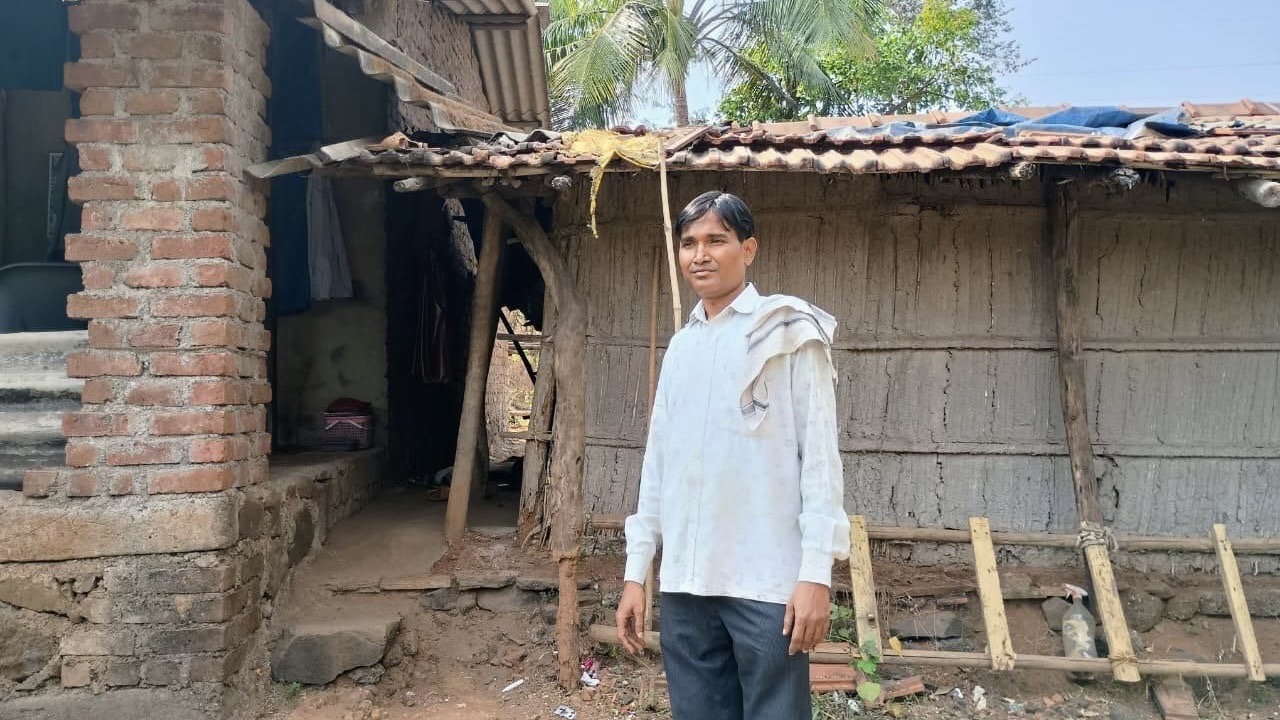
left=739, top=296, right=837, bottom=430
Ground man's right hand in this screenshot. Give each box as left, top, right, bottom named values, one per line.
left=615, top=581, right=647, bottom=654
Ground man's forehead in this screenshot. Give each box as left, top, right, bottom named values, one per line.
left=681, top=212, right=734, bottom=237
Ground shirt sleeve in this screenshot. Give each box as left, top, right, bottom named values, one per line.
left=623, top=365, right=668, bottom=586
left=791, top=342, right=851, bottom=587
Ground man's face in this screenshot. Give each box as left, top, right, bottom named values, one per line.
left=677, top=211, right=757, bottom=302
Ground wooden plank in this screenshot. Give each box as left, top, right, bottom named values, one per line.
left=1212, top=524, right=1267, bottom=681
left=1082, top=541, right=1142, bottom=682
left=1153, top=677, right=1199, bottom=720
left=969, top=518, right=1016, bottom=671
left=1047, top=180, right=1102, bottom=525
left=444, top=213, right=504, bottom=542
left=848, top=515, right=882, bottom=656
left=311, top=0, right=457, bottom=95
left=642, top=252, right=660, bottom=633
left=590, top=626, right=1280, bottom=677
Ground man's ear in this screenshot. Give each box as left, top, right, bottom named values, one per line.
left=743, top=236, right=758, bottom=266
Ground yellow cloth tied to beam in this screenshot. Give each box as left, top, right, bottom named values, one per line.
left=562, top=130, right=663, bottom=237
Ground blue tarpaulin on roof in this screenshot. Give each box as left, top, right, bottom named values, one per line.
left=824, top=105, right=1202, bottom=142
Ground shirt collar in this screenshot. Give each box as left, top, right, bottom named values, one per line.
left=690, top=283, right=761, bottom=324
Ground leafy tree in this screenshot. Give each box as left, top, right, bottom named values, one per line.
left=544, top=0, right=882, bottom=129
left=718, top=0, right=1029, bottom=123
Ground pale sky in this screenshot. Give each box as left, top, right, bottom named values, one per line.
left=632, top=0, right=1280, bottom=125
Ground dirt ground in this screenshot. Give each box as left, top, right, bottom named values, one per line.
left=260, top=530, right=1280, bottom=720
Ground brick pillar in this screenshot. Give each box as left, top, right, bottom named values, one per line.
left=32, top=0, right=273, bottom=500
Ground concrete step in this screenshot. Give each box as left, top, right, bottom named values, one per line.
left=0, top=448, right=64, bottom=492
left=0, top=373, right=83, bottom=405
left=0, top=331, right=87, bottom=373
left=0, top=409, right=65, bottom=448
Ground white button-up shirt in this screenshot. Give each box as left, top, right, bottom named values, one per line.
left=624, top=284, right=851, bottom=605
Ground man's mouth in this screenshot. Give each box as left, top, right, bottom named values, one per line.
left=691, top=268, right=714, bottom=278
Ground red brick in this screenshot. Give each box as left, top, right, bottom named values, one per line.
left=64, top=61, right=138, bottom=92
left=23, top=470, right=59, bottom=498
left=191, top=209, right=235, bottom=232
left=236, top=408, right=266, bottom=433
left=88, top=322, right=124, bottom=349
left=68, top=4, right=140, bottom=33
left=65, top=441, right=99, bottom=468
left=252, top=433, right=272, bottom=456
left=186, top=36, right=231, bottom=63
left=66, top=471, right=100, bottom=497
left=78, top=33, right=115, bottom=60
left=124, top=266, right=184, bottom=288
left=150, top=180, right=183, bottom=202
left=106, top=443, right=182, bottom=466
left=81, top=379, right=115, bottom=404
left=66, top=234, right=136, bottom=261
left=151, top=292, right=238, bottom=318
left=67, top=293, right=142, bottom=319
left=146, top=117, right=231, bottom=144
left=186, top=175, right=237, bottom=201
left=151, top=352, right=238, bottom=377
left=150, top=62, right=230, bottom=91
left=249, top=382, right=272, bottom=404
left=68, top=176, right=136, bottom=202
left=243, top=457, right=270, bottom=485
left=153, top=411, right=236, bottom=436
left=151, top=7, right=232, bottom=33
left=120, top=34, right=183, bottom=60
left=193, top=263, right=249, bottom=290
left=125, top=91, right=179, bottom=116
left=190, top=380, right=250, bottom=406
left=67, top=351, right=142, bottom=378
left=78, top=90, right=116, bottom=117
left=188, top=90, right=228, bottom=115
left=152, top=234, right=234, bottom=260
left=189, top=319, right=243, bottom=347
left=79, top=207, right=115, bottom=232
left=199, top=148, right=227, bottom=171
left=66, top=118, right=138, bottom=144
left=109, top=474, right=138, bottom=495
left=126, top=382, right=183, bottom=407
left=81, top=264, right=116, bottom=291
left=128, top=323, right=182, bottom=348
left=78, top=146, right=115, bottom=172
left=63, top=412, right=129, bottom=438
left=123, top=146, right=183, bottom=172
left=121, top=208, right=184, bottom=231
left=190, top=438, right=251, bottom=463
left=149, top=466, right=236, bottom=494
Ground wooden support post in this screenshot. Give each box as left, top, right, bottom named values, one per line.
left=1048, top=179, right=1140, bottom=683
left=1212, top=524, right=1266, bottom=681
left=1048, top=180, right=1102, bottom=526
left=658, top=140, right=683, bottom=329
left=482, top=193, right=587, bottom=691
left=969, top=518, right=1016, bottom=670
left=517, top=341, right=555, bottom=547
left=848, top=516, right=882, bottom=656
left=444, top=212, right=504, bottom=542
left=642, top=251, right=661, bottom=632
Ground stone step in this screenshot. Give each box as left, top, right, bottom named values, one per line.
left=0, top=373, right=83, bottom=405
left=271, top=615, right=401, bottom=685
left=0, top=331, right=87, bottom=372
left=0, top=409, right=65, bottom=448
left=0, top=449, right=63, bottom=492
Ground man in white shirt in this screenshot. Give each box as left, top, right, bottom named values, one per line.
left=616, top=191, right=851, bottom=720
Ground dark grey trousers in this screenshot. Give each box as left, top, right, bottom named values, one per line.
left=659, top=593, right=811, bottom=720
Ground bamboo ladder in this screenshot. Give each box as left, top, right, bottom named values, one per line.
left=837, top=515, right=1274, bottom=682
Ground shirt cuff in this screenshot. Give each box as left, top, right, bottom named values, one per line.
left=798, top=549, right=833, bottom=587
left=624, top=550, right=655, bottom=586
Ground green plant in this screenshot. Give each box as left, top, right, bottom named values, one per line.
left=278, top=682, right=302, bottom=703
left=853, top=640, right=882, bottom=703
left=827, top=603, right=856, bottom=644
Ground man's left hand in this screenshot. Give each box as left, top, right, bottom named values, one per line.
left=783, top=581, right=830, bottom=655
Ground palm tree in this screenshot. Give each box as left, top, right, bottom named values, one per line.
left=545, top=0, right=882, bottom=128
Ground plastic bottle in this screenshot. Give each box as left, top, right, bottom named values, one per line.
left=1060, top=583, right=1097, bottom=682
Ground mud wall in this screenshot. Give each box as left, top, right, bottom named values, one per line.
left=555, top=170, right=1280, bottom=540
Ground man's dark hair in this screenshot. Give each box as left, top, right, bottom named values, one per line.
left=674, top=191, right=755, bottom=241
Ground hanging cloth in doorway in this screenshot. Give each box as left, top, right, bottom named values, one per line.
left=306, top=174, right=353, bottom=301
